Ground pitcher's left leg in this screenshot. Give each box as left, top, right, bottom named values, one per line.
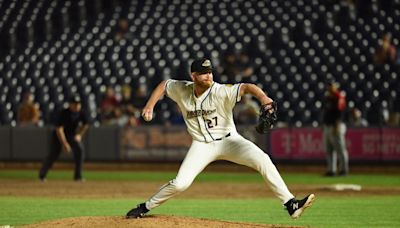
left=220, top=135, right=294, bottom=204
left=220, top=135, right=315, bottom=219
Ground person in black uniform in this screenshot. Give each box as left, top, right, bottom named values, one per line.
left=39, top=95, right=89, bottom=181
left=322, top=80, right=349, bottom=176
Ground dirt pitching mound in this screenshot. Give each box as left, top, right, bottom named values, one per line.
left=20, top=215, right=301, bottom=228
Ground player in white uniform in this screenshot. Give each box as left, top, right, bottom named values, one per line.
left=126, top=58, right=315, bottom=219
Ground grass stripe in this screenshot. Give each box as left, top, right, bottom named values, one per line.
left=0, top=196, right=399, bottom=227
left=0, top=170, right=399, bottom=186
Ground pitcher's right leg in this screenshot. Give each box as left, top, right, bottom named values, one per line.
left=127, top=141, right=217, bottom=218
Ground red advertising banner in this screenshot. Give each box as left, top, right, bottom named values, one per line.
left=381, top=128, right=400, bottom=160
left=270, top=128, right=400, bottom=161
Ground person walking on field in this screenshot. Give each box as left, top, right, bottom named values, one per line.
left=126, top=58, right=315, bottom=219
left=39, top=95, right=89, bottom=182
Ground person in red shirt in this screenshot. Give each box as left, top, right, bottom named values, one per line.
left=99, top=86, right=120, bottom=124
left=322, top=80, right=348, bottom=176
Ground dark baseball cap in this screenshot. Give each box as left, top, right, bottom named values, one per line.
left=326, top=79, right=335, bottom=85
left=190, top=58, right=213, bottom=74
left=326, top=79, right=339, bottom=87
left=69, top=94, right=81, bottom=103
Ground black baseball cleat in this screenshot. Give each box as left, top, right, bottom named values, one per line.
left=284, top=194, right=315, bottom=219
left=126, top=203, right=149, bottom=219
left=74, top=178, right=86, bottom=182
left=324, top=171, right=336, bottom=177
left=39, top=177, right=47, bottom=183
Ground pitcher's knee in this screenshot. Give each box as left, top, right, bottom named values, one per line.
left=172, top=179, right=191, bottom=192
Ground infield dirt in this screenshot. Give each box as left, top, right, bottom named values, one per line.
left=20, top=215, right=305, bottom=228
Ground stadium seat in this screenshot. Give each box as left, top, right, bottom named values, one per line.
left=0, top=0, right=398, bottom=126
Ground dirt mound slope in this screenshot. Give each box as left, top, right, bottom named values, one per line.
left=20, top=215, right=301, bottom=228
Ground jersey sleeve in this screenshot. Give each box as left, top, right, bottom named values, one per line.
left=223, top=83, right=242, bottom=110
left=337, top=92, right=346, bottom=111
left=165, top=79, right=184, bottom=102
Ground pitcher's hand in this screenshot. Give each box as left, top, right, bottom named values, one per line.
left=142, top=107, right=153, bottom=122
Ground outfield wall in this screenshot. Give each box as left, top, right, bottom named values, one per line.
left=0, top=126, right=266, bottom=162
left=0, top=126, right=399, bottom=163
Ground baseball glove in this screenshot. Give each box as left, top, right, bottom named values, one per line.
left=255, top=101, right=277, bottom=134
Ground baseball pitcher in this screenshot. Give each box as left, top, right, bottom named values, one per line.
left=126, top=58, right=315, bottom=219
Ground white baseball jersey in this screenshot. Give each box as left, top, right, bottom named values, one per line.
left=165, top=79, right=241, bottom=142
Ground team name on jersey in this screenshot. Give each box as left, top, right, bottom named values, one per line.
left=186, top=109, right=216, bottom=119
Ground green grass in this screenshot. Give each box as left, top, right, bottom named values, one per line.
left=1, top=169, right=400, bottom=186
left=0, top=170, right=399, bottom=227
left=0, top=196, right=399, bottom=227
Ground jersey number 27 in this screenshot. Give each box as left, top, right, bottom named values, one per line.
left=206, top=117, right=218, bottom=128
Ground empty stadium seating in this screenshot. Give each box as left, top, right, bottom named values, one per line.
left=0, top=0, right=399, bottom=126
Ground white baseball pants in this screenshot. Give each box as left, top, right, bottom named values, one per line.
left=145, top=133, right=294, bottom=210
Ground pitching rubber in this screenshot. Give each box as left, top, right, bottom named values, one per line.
left=291, top=194, right=316, bottom=219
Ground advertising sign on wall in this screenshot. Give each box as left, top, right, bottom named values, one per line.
left=270, top=128, right=400, bottom=161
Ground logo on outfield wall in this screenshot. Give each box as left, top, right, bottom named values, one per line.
left=120, top=126, right=192, bottom=161
left=119, top=126, right=261, bottom=162
left=270, top=128, right=400, bottom=160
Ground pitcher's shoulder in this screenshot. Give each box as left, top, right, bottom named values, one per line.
left=167, top=80, right=193, bottom=89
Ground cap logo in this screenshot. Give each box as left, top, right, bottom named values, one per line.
left=202, top=60, right=211, bottom=67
